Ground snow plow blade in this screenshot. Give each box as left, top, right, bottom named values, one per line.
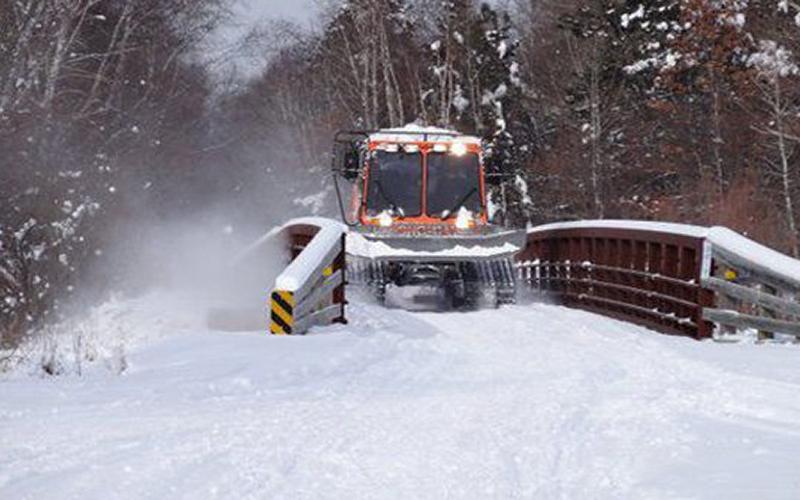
left=346, top=226, right=526, bottom=261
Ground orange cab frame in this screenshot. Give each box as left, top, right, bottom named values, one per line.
left=357, top=139, right=489, bottom=227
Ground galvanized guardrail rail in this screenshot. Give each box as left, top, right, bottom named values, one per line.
left=701, top=228, right=800, bottom=341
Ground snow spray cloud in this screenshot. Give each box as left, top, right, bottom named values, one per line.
left=95, top=204, right=289, bottom=314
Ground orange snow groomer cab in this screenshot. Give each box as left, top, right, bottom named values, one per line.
left=332, top=125, right=524, bottom=310
left=357, top=127, right=488, bottom=230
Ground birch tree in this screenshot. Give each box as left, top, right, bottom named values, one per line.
left=318, top=0, right=414, bottom=129
left=748, top=41, right=800, bottom=255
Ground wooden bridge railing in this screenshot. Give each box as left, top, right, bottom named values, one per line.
left=517, top=221, right=800, bottom=342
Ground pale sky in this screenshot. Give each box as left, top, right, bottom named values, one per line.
left=208, top=0, right=324, bottom=78
left=213, top=0, right=498, bottom=78
left=236, top=0, right=319, bottom=25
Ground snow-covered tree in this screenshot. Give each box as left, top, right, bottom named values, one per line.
left=748, top=42, right=800, bottom=255
left=744, top=3, right=800, bottom=255
left=317, top=0, right=419, bottom=129
left=0, top=0, right=225, bottom=346
left=475, top=5, right=534, bottom=224
left=556, top=2, right=636, bottom=218
left=422, top=2, right=532, bottom=224
left=425, top=0, right=478, bottom=128
left=621, top=1, right=752, bottom=198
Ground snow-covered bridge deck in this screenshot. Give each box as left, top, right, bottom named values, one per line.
left=2, top=295, right=799, bottom=499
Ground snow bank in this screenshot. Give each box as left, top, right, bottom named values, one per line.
left=1, top=291, right=207, bottom=377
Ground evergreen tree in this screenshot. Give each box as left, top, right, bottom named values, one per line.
left=620, top=0, right=752, bottom=203
left=557, top=2, right=634, bottom=218
left=609, top=0, right=684, bottom=90
left=475, top=4, right=533, bottom=225
left=423, top=2, right=534, bottom=225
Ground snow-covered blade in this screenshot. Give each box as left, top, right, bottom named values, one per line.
left=348, top=225, right=525, bottom=262
left=347, top=225, right=521, bottom=311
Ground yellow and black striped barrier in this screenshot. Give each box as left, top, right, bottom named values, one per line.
left=267, top=223, right=347, bottom=335
left=270, top=290, right=295, bottom=335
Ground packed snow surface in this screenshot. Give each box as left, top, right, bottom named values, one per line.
left=2, top=293, right=800, bottom=499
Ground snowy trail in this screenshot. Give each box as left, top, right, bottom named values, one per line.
left=2, top=297, right=800, bottom=499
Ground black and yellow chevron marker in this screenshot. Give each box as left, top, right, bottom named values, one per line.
left=270, top=290, right=295, bottom=335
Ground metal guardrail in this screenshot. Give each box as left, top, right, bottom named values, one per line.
left=517, top=221, right=800, bottom=341
left=269, top=220, right=347, bottom=335
left=702, top=230, right=800, bottom=341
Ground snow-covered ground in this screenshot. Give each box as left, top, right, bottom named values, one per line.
left=2, top=294, right=800, bottom=499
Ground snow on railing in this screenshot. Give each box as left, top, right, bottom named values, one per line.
left=521, top=220, right=800, bottom=341
left=266, top=218, right=347, bottom=335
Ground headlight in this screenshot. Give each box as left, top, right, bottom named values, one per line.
left=450, top=143, right=468, bottom=156
left=455, top=208, right=473, bottom=229
left=377, top=211, right=393, bottom=227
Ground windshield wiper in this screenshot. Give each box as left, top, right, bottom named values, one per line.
left=440, top=187, right=478, bottom=220
left=374, top=179, right=405, bottom=217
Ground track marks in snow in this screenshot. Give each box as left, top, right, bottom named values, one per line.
left=2, top=299, right=800, bottom=499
